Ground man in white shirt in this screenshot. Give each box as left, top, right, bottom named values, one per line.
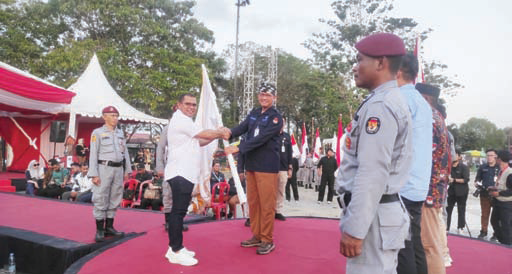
left=164, top=93, right=229, bottom=266
left=62, top=164, right=94, bottom=202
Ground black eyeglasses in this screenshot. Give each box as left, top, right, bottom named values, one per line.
left=34, top=164, right=40, bottom=166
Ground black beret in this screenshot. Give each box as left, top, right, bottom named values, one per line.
left=415, top=83, right=440, bottom=99
left=355, top=33, right=406, bottom=57
left=497, top=150, right=510, bottom=163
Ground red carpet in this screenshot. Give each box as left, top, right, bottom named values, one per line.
left=1, top=193, right=510, bottom=274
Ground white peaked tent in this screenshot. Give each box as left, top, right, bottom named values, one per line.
left=66, top=53, right=167, bottom=137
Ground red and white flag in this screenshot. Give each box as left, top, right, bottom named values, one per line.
left=336, top=114, right=343, bottom=166
left=313, top=128, right=321, bottom=163
left=299, top=122, right=308, bottom=165
left=290, top=133, right=300, bottom=158
left=414, top=35, right=425, bottom=84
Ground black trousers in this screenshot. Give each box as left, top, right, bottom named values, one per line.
left=37, top=185, right=64, bottom=199
left=141, top=198, right=163, bottom=211
left=285, top=177, right=299, bottom=201
left=317, top=174, right=334, bottom=202
left=490, top=201, right=512, bottom=245
left=168, top=176, right=193, bottom=252
left=446, top=194, right=468, bottom=230
left=397, top=198, right=428, bottom=274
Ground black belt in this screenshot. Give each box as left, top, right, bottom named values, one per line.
left=98, top=160, right=124, bottom=167
left=338, top=192, right=400, bottom=208
left=380, top=193, right=400, bottom=204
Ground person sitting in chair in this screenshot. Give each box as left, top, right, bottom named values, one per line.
left=140, top=172, right=164, bottom=210
left=25, top=160, right=45, bottom=196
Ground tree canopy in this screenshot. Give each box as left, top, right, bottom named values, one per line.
left=0, top=0, right=226, bottom=118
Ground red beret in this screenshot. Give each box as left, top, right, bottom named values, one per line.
left=102, top=106, right=119, bottom=114
left=355, top=33, right=406, bottom=57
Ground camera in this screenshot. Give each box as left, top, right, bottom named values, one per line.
left=472, top=186, right=483, bottom=198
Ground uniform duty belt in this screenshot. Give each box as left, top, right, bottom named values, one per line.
left=98, top=160, right=124, bottom=167
left=337, top=192, right=400, bottom=209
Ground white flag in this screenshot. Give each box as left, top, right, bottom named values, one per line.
left=196, top=65, right=247, bottom=205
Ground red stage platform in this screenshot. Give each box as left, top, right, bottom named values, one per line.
left=0, top=172, right=26, bottom=180
left=0, top=193, right=510, bottom=274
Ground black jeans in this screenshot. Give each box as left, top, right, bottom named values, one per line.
left=285, top=177, right=299, bottom=201
left=446, top=194, right=468, bottom=230
left=141, top=198, right=163, bottom=211
left=168, top=176, right=194, bottom=252
left=490, top=201, right=512, bottom=245
left=397, top=197, right=427, bottom=274
left=317, top=174, right=334, bottom=202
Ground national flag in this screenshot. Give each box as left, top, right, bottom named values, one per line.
left=336, top=114, right=343, bottom=166
left=299, top=122, right=308, bottom=165
left=196, top=65, right=246, bottom=206
left=290, top=133, right=300, bottom=158
left=313, top=128, right=321, bottom=163
left=414, top=35, right=425, bottom=84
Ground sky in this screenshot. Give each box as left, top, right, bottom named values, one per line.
left=188, top=0, right=512, bottom=128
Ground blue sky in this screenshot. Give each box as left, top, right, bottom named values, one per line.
left=190, top=0, right=512, bottom=128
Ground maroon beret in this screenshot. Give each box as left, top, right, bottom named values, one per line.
left=355, top=33, right=406, bottom=57
left=102, top=106, right=119, bottom=114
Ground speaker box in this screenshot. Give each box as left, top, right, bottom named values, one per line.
left=49, top=121, right=67, bottom=143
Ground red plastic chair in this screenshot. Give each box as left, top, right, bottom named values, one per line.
left=131, top=180, right=151, bottom=208
left=210, top=181, right=230, bottom=220
left=120, top=179, right=139, bottom=208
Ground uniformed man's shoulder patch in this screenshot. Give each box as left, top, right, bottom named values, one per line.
left=366, top=117, right=380, bottom=134
left=273, top=117, right=279, bottom=124
left=91, top=135, right=97, bottom=142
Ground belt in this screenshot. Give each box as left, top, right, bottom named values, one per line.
left=379, top=193, right=400, bottom=204
left=98, top=160, right=124, bottom=167
left=338, top=192, right=400, bottom=209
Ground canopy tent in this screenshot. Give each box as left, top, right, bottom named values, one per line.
left=0, top=61, right=75, bottom=117
left=65, top=53, right=167, bottom=138
left=0, top=62, right=76, bottom=171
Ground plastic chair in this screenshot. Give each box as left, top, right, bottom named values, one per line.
left=210, top=181, right=230, bottom=220
left=121, top=179, right=139, bottom=208
left=131, top=180, right=151, bottom=208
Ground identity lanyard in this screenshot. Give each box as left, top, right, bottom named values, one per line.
left=497, top=166, right=509, bottom=187
left=212, top=172, right=221, bottom=182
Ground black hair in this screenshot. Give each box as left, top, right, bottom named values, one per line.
left=497, top=150, right=510, bottom=163
left=71, top=162, right=80, bottom=167
left=455, top=149, right=462, bottom=156
left=386, top=55, right=403, bottom=74
left=435, top=102, right=447, bottom=119
left=178, top=93, right=196, bottom=103
left=399, top=53, right=419, bottom=81
left=326, top=148, right=334, bottom=153
left=485, top=149, right=498, bottom=155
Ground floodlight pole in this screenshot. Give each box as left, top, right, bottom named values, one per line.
left=233, top=0, right=241, bottom=123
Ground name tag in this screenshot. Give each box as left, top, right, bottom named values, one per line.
left=282, top=145, right=285, bottom=153
left=254, top=127, right=259, bottom=137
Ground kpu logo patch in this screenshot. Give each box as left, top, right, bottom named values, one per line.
left=365, top=117, right=380, bottom=134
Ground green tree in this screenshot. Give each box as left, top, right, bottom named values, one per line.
left=457, top=118, right=506, bottom=151
left=0, top=0, right=226, bottom=118
left=304, top=0, right=462, bottom=99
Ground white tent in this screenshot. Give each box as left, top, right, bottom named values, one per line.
left=66, top=53, right=167, bottom=137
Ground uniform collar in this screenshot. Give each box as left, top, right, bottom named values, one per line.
left=102, top=124, right=116, bottom=132
left=372, top=80, right=398, bottom=94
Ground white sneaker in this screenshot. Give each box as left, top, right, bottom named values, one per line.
left=317, top=201, right=321, bottom=204
left=327, top=201, right=332, bottom=204
left=444, top=255, right=452, bottom=267
left=165, top=247, right=198, bottom=266
left=182, top=247, right=196, bottom=257
left=295, top=200, right=299, bottom=203
left=457, top=228, right=464, bottom=234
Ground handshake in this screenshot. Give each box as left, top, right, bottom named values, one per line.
left=217, top=127, right=239, bottom=155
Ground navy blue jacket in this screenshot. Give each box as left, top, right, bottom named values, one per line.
left=279, top=132, right=293, bottom=171
left=231, top=107, right=282, bottom=173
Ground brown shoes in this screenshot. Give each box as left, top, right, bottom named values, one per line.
left=256, top=242, right=275, bottom=255
left=241, top=236, right=262, bottom=247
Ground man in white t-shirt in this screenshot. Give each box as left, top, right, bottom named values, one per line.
left=164, top=93, right=230, bottom=266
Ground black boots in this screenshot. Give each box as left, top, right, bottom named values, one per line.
left=95, top=219, right=105, bottom=242
left=105, top=218, right=124, bottom=237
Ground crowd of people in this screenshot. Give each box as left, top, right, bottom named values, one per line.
left=17, top=32, right=512, bottom=273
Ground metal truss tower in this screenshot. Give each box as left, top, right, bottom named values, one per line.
left=268, top=48, right=278, bottom=104
left=241, top=55, right=255, bottom=121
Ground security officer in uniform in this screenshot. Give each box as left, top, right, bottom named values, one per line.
left=89, top=106, right=132, bottom=242
left=335, top=33, right=412, bottom=274
left=225, top=82, right=283, bottom=255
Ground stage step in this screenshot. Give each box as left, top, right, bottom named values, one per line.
left=0, top=179, right=12, bottom=186
left=0, top=185, right=16, bottom=192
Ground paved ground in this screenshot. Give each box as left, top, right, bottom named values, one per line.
left=278, top=171, right=495, bottom=240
